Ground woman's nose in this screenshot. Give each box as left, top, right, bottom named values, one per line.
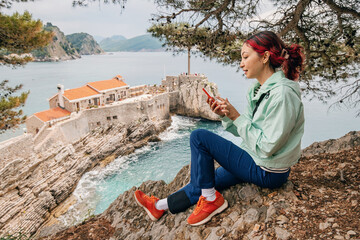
left=240, top=60, right=244, bottom=68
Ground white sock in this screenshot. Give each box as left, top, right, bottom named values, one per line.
left=202, top=187, right=216, bottom=201
left=155, top=198, right=168, bottom=211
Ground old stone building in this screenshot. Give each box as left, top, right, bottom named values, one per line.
left=26, top=75, right=133, bottom=135
left=25, top=107, right=71, bottom=135
left=48, top=75, right=129, bottom=112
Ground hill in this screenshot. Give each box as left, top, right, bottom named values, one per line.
left=31, top=23, right=80, bottom=62
left=66, top=32, right=104, bottom=55
left=99, top=34, right=164, bottom=52
left=98, top=35, right=127, bottom=51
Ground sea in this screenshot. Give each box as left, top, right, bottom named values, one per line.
left=0, top=52, right=358, bottom=226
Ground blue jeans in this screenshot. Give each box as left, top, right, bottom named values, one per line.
left=167, top=129, right=290, bottom=214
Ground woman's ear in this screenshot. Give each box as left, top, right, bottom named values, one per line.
left=263, top=51, right=270, bottom=64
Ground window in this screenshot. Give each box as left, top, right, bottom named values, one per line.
left=113, top=115, right=118, bottom=119
left=107, top=117, right=111, bottom=120
left=97, top=122, right=101, bottom=126
left=88, top=100, right=91, bottom=104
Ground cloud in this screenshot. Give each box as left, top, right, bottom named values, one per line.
left=2, top=0, right=158, bottom=38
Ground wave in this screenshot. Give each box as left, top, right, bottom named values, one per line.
left=159, top=115, right=199, bottom=141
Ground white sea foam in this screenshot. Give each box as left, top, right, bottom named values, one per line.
left=159, top=115, right=198, bottom=141
left=58, top=141, right=160, bottom=226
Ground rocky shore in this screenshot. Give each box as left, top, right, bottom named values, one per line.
left=0, top=116, right=170, bottom=237
left=38, top=131, right=360, bottom=240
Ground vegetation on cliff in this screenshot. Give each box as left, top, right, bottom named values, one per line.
left=31, top=23, right=80, bottom=62
left=66, top=32, right=104, bottom=55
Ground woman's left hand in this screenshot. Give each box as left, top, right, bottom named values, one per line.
left=216, top=96, right=240, bottom=121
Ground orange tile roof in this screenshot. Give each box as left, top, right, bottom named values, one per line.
left=34, top=107, right=71, bottom=122
left=63, top=85, right=100, bottom=101
left=87, top=78, right=127, bottom=91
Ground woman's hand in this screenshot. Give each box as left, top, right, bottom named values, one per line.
left=211, top=96, right=240, bottom=121
left=207, top=97, right=224, bottom=117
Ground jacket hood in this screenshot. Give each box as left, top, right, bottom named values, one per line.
left=252, top=71, right=302, bottom=99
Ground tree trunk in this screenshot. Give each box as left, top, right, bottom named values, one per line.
left=187, top=47, right=191, bottom=75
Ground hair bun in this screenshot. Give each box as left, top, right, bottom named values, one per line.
left=283, top=44, right=305, bottom=81
left=281, top=49, right=289, bottom=59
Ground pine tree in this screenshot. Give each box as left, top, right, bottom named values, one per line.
left=0, top=11, right=53, bottom=133
left=149, top=23, right=238, bottom=74
left=0, top=80, right=29, bottom=133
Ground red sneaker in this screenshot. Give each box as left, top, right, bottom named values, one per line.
left=134, top=190, right=165, bottom=221
left=187, top=191, right=228, bottom=226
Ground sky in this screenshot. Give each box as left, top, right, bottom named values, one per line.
left=2, top=0, right=276, bottom=40
left=1, top=0, right=160, bottom=39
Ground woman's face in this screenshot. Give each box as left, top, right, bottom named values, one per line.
left=240, top=43, right=265, bottom=79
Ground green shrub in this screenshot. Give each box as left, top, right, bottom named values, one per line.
left=0, top=232, right=31, bottom=240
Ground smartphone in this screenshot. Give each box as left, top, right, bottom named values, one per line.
left=202, top=88, right=218, bottom=107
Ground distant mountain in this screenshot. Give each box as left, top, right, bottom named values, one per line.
left=109, top=35, right=127, bottom=41
left=93, top=35, right=106, bottom=43
left=66, top=33, right=104, bottom=55
left=32, top=23, right=80, bottom=62
left=99, top=35, right=127, bottom=51
left=99, top=34, right=164, bottom=52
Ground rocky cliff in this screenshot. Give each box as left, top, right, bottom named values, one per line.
left=0, top=117, right=170, bottom=237
left=301, top=131, right=360, bottom=157
left=169, top=75, right=220, bottom=121
left=38, top=131, right=360, bottom=240
left=66, top=33, right=104, bottom=55
left=31, top=23, right=80, bottom=62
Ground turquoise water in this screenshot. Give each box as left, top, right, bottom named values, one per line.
left=1, top=52, right=359, bottom=225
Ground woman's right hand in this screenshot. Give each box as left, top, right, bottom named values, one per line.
left=207, top=97, right=225, bottom=117
left=207, top=97, right=240, bottom=121
left=216, top=96, right=240, bottom=121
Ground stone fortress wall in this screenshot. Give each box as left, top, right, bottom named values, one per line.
left=33, top=92, right=171, bottom=153
left=0, top=134, right=34, bottom=170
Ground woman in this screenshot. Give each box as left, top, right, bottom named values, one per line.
left=134, top=31, right=305, bottom=226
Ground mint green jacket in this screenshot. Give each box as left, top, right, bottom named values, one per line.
left=222, top=71, right=304, bottom=168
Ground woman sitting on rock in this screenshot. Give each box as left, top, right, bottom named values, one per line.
left=134, top=31, right=305, bottom=226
